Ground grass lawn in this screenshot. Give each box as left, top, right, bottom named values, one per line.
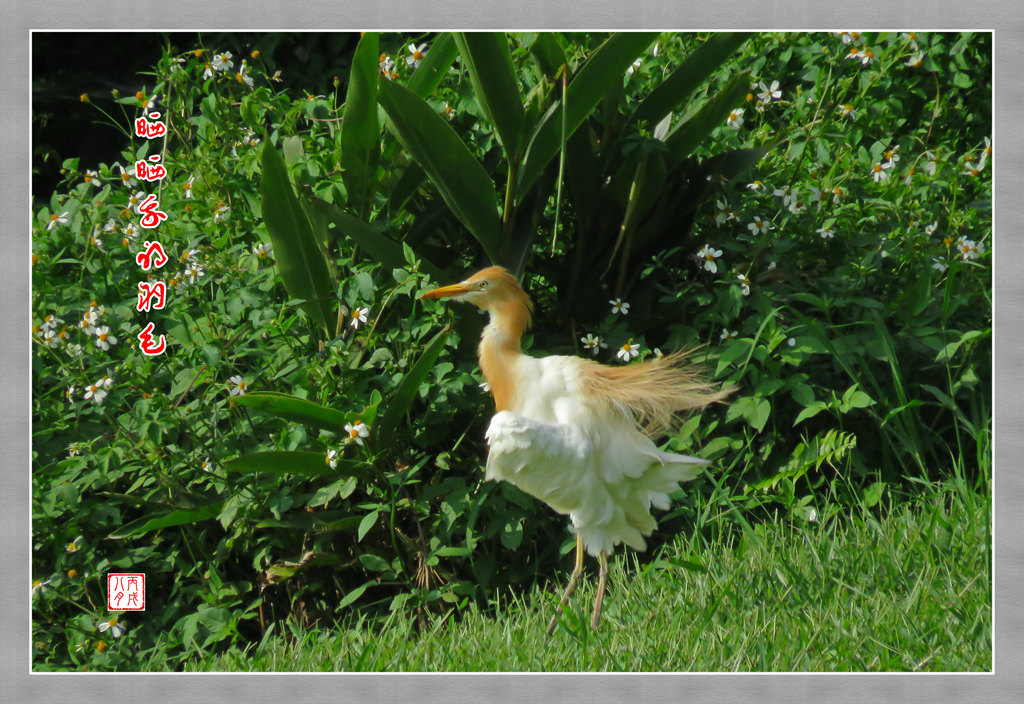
left=179, top=477, right=990, bottom=673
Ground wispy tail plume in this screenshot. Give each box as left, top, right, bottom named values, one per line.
left=582, top=348, right=733, bottom=437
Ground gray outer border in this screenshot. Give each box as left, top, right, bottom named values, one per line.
left=5, top=2, right=1019, bottom=701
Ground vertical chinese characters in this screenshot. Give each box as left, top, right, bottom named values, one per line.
left=132, top=113, right=170, bottom=356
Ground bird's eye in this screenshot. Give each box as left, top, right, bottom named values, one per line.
left=478, top=280, right=489, bottom=290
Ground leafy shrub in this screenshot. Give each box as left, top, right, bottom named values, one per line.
left=32, top=31, right=990, bottom=670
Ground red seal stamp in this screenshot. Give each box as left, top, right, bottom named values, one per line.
left=107, top=573, right=146, bottom=611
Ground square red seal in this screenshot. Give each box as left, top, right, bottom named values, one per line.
left=107, top=573, right=146, bottom=611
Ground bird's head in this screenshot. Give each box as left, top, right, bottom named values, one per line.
left=419, top=266, right=533, bottom=329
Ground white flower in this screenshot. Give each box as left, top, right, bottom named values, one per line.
left=956, top=237, right=984, bottom=261
left=83, top=380, right=108, bottom=405
left=746, top=180, right=764, bottom=192
left=406, top=43, right=427, bottom=69
left=117, top=163, right=137, bottom=188
left=183, top=175, right=195, bottom=199
left=748, top=217, right=772, bottom=236
left=213, top=202, right=230, bottom=222
left=350, top=306, right=369, bottom=329
left=756, top=80, right=781, bottom=103
left=46, top=211, right=69, bottom=231
left=609, top=298, right=630, bottom=315
left=79, top=310, right=99, bottom=334
left=581, top=333, right=607, bottom=355
left=344, top=420, right=370, bottom=445
left=839, top=32, right=864, bottom=46
left=123, top=222, right=139, bottom=241
left=870, top=161, right=893, bottom=182
left=66, top=343, right=83, bottom=358
left=272, top=70, right=283, bottom=82
left=229, top=375, right=247, bottom=396
left=83, top=170, right=102, bottom=188
left=817, top=225, right=835, bottom=239
left=254, top=242, right=272, bottom=259
left=837, top=104, right=857, bottom=121
left=97, top=618, right=125, bottom=638
left=32, top=579, right=51, bottom=596
left=726, top=108, right=744, bottom=129
left=773, top=185, right=796, bottom=207
left=715, top=199, right=737, bottom=225
left=697, top=244, right=723, bottom=273
left=183, top=263, right=205, bottom=284
left=211, top=52, right=234, bottom=72
left=627, top=58, right=643, bottom=76
left=235, top=60, right=254, bottom=88
left=94, top=326, right=117, bottom=351
left=932, top=258, right=948, bottom=273
left=720, top=329, right=738, bottom=342
left=325, top=449, right=339, bottom=469
left=925, top=222, right=939, bottom=237
left=883, top=145, right=900, bottom=167
left=617, top=340, right=641, bottom=362
left=737, top=273, right=751, bottom=296
left=905, top=53, right=924, bottom=68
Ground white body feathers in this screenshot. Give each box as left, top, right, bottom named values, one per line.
left=483, top=355, right=708, bottom=557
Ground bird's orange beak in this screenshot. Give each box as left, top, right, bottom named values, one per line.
left=418, top=281, right=472, bottom=300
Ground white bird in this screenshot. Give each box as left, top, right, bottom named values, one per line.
left=420, top=266, right=728, bottom=633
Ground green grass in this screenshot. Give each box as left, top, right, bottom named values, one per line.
left=176, top=478, right=990, bottom=672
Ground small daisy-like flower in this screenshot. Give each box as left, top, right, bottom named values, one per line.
left=884, top=145, right=900, bottom=166
left=344, top=420, right=370, bottom=445
left=932, top=258, right=948, bottom=273
left=65, top=385, right=77, bottom=402
left=32, top=579, right=51, bottom=596
left=443, top=102, right=455, bottom=119
left=183, top=263, right=205, bottom=284
left=94, top=326, right=117, bottom=351
left=142, top=94, right=160, bottom=115
left=183, top=175, right=195, bottom=199
left=213, top=202, right=230, bottom=222
left=325, top=449, right=339, bottom=469
left=98, top=618, right=125, bottom=638
left=983, top=136, right=993, bottom=160
left=617, top=340, right=641, bottom=362
left=837, top=104, right=857, bottom=121
left=271, top=70, right=283, bottom=82
left=610, top=298, right=630, bottom=315
left=235, top=60, right=254, bottom=88
left=66, top=536, right=83, bottom=552
left=229, top=375, right=247, bottom=396
left=83, top=170, right=102, bottom=188
left=254, top=242, right=272, bottom=259
left=962, top=160, right=985, bottom=178
left=379, top=55, right=397, bottom=80
left=737, top=273, right=751, bottom=296
left=870, top=161, right=894, bottom=182
left=839, top=31, right=864, bottom=45
left=66, top=343, right=83, bottom=358
left=773, top=185, right=796, bottom=206
left=817, top=225, right=835, bottom=239
left=117, top=163, right=137, bottom=188
left=79, top=310, right=99, bottom=335
left=787, top=198, right=807, bottom=215
left=406, top=43, right=427, bottom=68
left=831, top=185, right=845, bottom=202
left=746, top=180, right=764, bottom=192
left=748, top=217, right=772, bottom=236
left=922, top=151, right=939, bottom=175
left=925, top=221, right=939, bottom=237
left=726, top=108, right=744, bottom=129
left=957, top=238, right=984, bottom=261
left=905, top=53, right=924, bottom=68
left=40, top=314, right=64, bottom=332
left=720, top=329, right=738, bottom=342
left=202, top=62, right=214, bottom=80
left=42, top=329, right=60, bottom=348
left=756, top=80, right=782, bottom=103
left=581, top=333, right=607, bottom=356
left=67, top=441, right=83, bottom=457
left=845, top=46, right=865, bottom=62
left=697, top=244, right=723, bottom=272
left=901, top=31, right=920, bottom=48
left=211, top=52, right=234, bottom=72
left=123, top=222, right=140, bottom=241
left=46, top=211, right=70, bottom=231
left=809, top=187, right=829, bottom=207
left=627, top=58, right=643, bottom=76
left=127, top=190, right=146, bottom=213
left=350, top=306, right=369, bottom=329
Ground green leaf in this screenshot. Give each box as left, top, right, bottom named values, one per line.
left=378, top=79, right=501, bottom=263
left=840, top=385, right=876, bottom=411
left=527, top=32, right=566, bottom=78
left=223, top=451, right=369, bottom=479
left=794, top=401, right=829, bottom=425
left=454, top=32, right=525, bottom=156
left=232, top=392, right=352, bottom=432
left=341, top=32, right=381, bottom=218
left=518, top=32, right=658, bottom=197
left=407, top=33, right=458, bottom=97
left=631, top=32, right=749, bottom=127
left=375, top=324, right=452, bottom=441
left=316, top=202, right=446, bottom=282
left=337, top=580, right=373, bottom=610
left=261, top=142, right=335, bottom=336
left=108, top=502, right=223, bottom=539
left=357, top=510, right=379, bottom=542
left=664, top=70, right=752, bottom=161
left=359, top=553, right=391, bottom=572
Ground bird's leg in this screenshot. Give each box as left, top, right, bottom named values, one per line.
left=590, top=550, right=609, bottom=630
left=546, top=533, right=585, bottom=635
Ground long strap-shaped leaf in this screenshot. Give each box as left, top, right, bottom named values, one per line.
left=664, top=70, right=752, bottom=162
left=453, top=32, right=525, bottom=157
left=232, top=392, right=365, bottom=433
left=517, top=32, right=658, bottom=198
left=631, top=33, right=750, bottom=127
left=261, top=142, right=336, bottom=337
left=378, top=79, right=501, bottom=264
left=374, top=324, right=451, bottom=441
left=407, top=32, right=459, bottom=98
left=341, top=32, right=381, bottom=219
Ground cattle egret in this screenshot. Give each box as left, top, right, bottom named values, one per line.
left=420, top=266, right=729, bottom=633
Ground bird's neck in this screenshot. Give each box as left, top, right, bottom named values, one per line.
left=478, top=301, right=528, bottom=413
